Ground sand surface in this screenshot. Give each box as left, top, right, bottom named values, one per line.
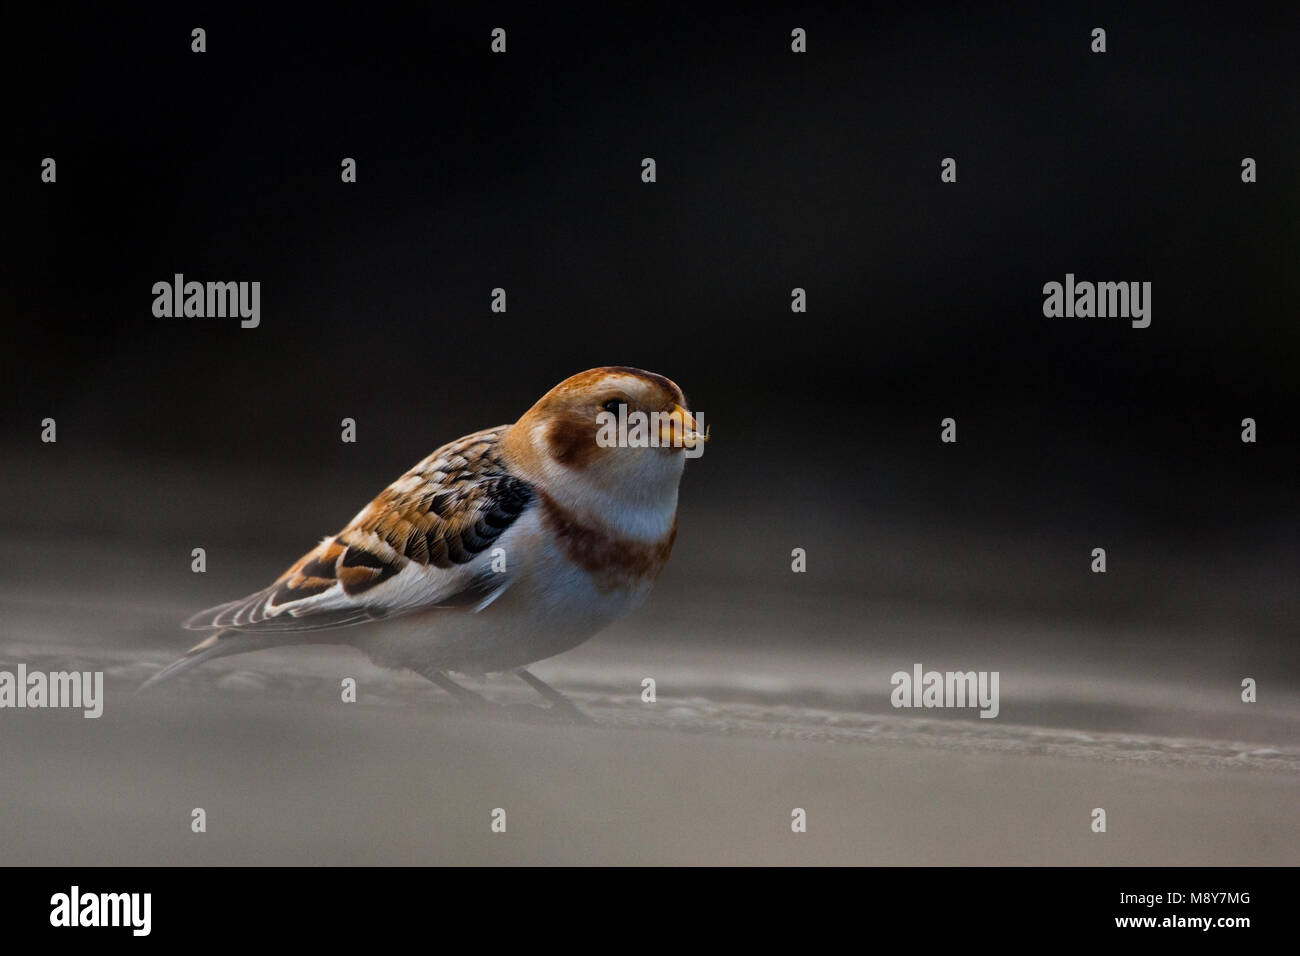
left=1, top=455, right=1295, bottom=865
left=2, top=588, right=1296, bottom=865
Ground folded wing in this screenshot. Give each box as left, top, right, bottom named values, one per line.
left=184, top=426, right=533, bottom=635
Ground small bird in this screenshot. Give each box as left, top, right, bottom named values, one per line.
left=144, top=367, right=706, bottom=717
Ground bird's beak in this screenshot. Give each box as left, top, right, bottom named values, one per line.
left=662, top=404, right=709, bottom=449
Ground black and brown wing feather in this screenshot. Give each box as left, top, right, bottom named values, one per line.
left=183, top=426, right=533, bottom=634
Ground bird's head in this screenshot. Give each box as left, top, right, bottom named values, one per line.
left=506, top=367, right=706, bottom=529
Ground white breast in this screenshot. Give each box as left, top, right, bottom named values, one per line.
left=350, top=509, right=653, bottom=675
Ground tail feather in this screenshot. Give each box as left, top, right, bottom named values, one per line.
left=139, top=629, right=241, bottom=691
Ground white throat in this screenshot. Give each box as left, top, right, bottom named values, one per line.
left=530, top=424, right=683, bottom=540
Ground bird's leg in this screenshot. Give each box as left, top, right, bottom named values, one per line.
left=515, top=669, right=592, bottom=723
left=416, top=668, right=493, bottom=709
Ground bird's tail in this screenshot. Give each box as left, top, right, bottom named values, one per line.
left=139, top=629, right=250, bottom=691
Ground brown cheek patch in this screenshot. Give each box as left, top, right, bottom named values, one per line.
left=539, top=493, right=677, bottom=592
left=546, top=414, right=603, bottom=470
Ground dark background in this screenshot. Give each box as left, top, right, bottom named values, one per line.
left=3, top=4, right=1296, bottom=670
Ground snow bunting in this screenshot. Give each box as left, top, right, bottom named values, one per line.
left=144, top=367, right=706, bottom=715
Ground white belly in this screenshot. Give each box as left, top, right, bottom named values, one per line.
left=349, top=514, right=655, bottom=675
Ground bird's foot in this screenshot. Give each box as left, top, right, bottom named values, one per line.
left=515, top=669, right=593, bottom=724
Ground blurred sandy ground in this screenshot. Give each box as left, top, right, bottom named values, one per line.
left=1, top=448, right=1297, bottom=865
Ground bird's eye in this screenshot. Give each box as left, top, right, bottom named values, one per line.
left=602, top=399, right=623, bottom=415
